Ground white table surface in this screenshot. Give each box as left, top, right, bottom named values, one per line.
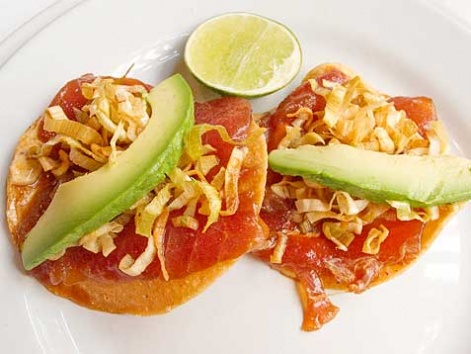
left=2, top=0, right=471, bottom=45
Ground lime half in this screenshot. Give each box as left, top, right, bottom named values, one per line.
left=184, top=13, right=302, bottom=97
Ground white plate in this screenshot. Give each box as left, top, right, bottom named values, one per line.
left=1, top=0, right=471, bottom=353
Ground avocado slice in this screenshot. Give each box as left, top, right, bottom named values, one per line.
left=22, top=74, right=194, bottom=270
left=269, top=144, right=471, bottom=207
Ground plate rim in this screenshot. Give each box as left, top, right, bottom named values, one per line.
left=0, top=0, right=87, bottom=69
left=1, top=1, right=471, bottom=353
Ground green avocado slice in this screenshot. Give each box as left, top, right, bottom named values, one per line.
left=22, top=74, right=194, bottom=270
left=269, top=144, right=471, bottom=207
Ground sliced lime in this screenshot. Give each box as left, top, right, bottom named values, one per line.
left=185, top=13, right=302, bottom=97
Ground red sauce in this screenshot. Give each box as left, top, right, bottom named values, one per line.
left=29, top=80, right=265, bottom=285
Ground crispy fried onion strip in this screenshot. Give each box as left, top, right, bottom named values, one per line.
left=121, top=125, right=250, bottom=277
left=77, top=213, right=133, bottom=258
left=15, top=77, right=150, bottom=182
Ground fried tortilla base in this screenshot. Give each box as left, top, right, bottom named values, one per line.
left=45, top=260, right=235, bottom=315
left=6, top=117, right=267, bottom=314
